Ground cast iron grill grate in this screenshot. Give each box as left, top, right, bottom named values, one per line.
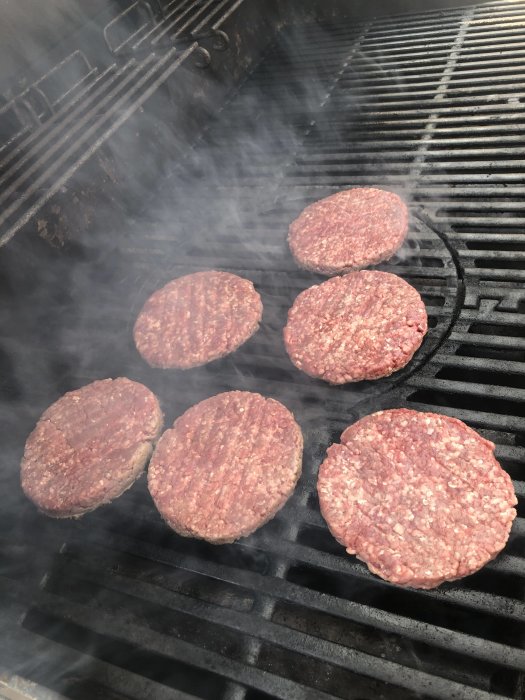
left=2, top=2, right=525, bottom=699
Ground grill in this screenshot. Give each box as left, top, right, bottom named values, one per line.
left=1, top=1, right=525, bottom=698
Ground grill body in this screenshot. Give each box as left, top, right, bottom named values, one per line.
left=1, top=2, right=525, bottom=699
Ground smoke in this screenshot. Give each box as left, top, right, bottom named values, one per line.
left=0, top=3, right=436, bottom=693
left=0, top=0, right=433, bottom=494
left=0, top=1, right=88, bottom=86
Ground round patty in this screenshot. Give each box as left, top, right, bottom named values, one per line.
left=148, top=391, right=303, bottom=543
left=318, top=409, right=517, bottom=589
left=288, top=187, right=409, bottom=275
left=283, top=270, right=427, bottom=384
left=21, top=378, right=163, bottom=518
left=134, top=271, right=263, bottom=369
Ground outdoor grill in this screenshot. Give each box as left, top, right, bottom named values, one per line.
left=1, top=0, right=525, bottom=698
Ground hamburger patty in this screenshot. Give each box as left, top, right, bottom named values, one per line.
left=133, top=270, right=263, bottom=369
left=318, top=409, right=517, bottom=589
left=21, top=378, right=163, bottom=518
left=283, top=270, right=427, bottom=384
left=288, top=187, right=409, bottom=275
left=148, top=391, right=303, bottom=543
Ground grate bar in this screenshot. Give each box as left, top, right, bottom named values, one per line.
left=328, top=93, right=525, bottom=109
left=407, top=376, right=525, bottom=404
left=404, top=401, right=525, bottom=433
left=306, top=112, right=525, bottom=127
left=305, top=131, right=525, bottom=147
left=275, top=176, right=525, bottom=189
left=335, top=83, right=525, bottom=98
left=433, top=199, right=525, bottom=210
left=350, top=52, right=525, bottom=70
left=458, top=249, right=525, bottom=258
left=457, top=308, right=525, bottom=327
left=449, top=332, right=525, bottom=349
left=461, top=268, right=525, bottom=281
left=289, top=151, right=525, bottom=169
left=341, top=72, right=525, bottom=89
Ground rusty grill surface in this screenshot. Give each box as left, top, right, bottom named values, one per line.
left=1, top=1, right=525, bottom=699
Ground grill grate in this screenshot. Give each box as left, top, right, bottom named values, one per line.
left=0, top=43, right=200, bottom=247
left=2, top=1, right=525, bottom=699
left=0, top=0, right=250, bottom=247
left=103, top=0, right=243, bottom=56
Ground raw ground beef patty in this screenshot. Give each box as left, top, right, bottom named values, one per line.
left=21, top=378, right=163, bottom=518
left=134, top=270, right=263, bottom=369
left=148, top=391, right=303, bottom=543
left=318, top=409, right=517, bottom=589
left=283, top=270, right=428, bottom=384
left=288, top=187, right=409, bottom=275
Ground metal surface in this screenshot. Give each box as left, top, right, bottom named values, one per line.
left=103, top=0, right=248, bottom=53
left=1, top=1, right=525, bottom=699
left=0, top=0, right=258, bottom=248
left=103, top=1, right=158, bottom=56
left=0, top=44, right=199, bottom=247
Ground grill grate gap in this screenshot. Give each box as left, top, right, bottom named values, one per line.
left=435, top=366, right=525, bottom=390
left=456, top=343, right=525, bottom=363
left=469, top=322, right=525, bottom=338
left=255, top=642, right=426, bottom=700
left=407, top=389, right=525, bottom=419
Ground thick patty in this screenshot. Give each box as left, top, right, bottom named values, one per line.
left=148, top=391, right=303, bottom=543
left=318, top=409, right=517, bottom=589
left=133, top=270, right=263, bottom=369
left=21, top=378, right=163, bottom=518
left=288, top=187, right=409, bottom=275
left=283, top=270, right=428, bottom=384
